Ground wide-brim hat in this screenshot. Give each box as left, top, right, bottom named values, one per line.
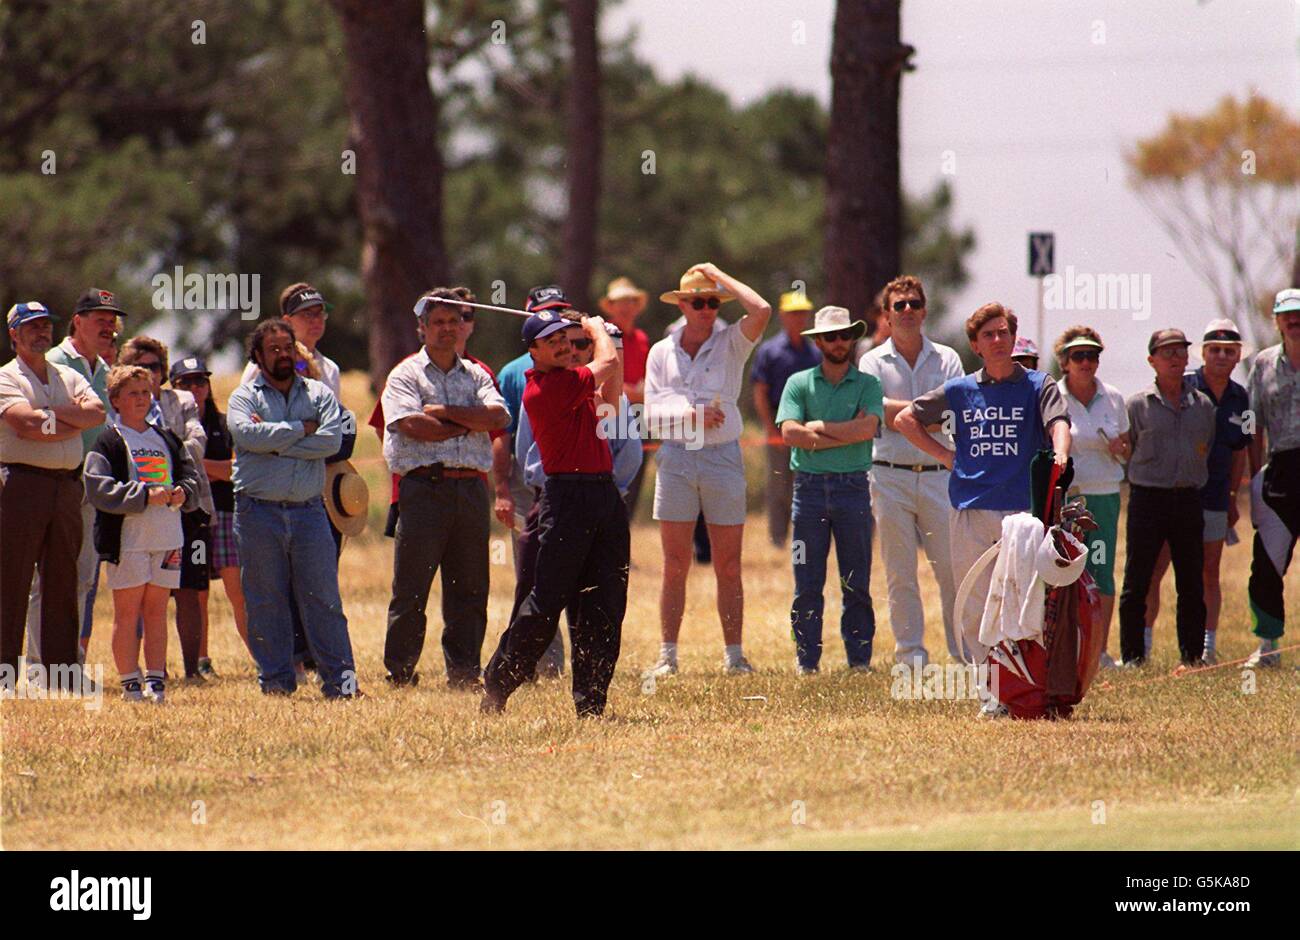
left=801, top=305, right=866, bottom=339
left=599, top=277, right=647, bottom=314
left=324, top=460, right=369, bottom=538
left=659, top=269, right=735, bottom=305
left=1201, top=318, right=1242, bottom=345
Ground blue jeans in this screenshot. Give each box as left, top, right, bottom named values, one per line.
left=790, top=471, right=876, bottom=669
left=234, top=496, right=357, bottom=697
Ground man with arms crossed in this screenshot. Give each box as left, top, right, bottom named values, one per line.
left=859, top=276, right=965, bottom=665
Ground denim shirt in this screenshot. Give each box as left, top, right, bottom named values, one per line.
left=228, top=373, right=342, bottom=502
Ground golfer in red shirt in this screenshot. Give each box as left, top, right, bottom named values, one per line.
left=483, top=310, right=629, bottom=717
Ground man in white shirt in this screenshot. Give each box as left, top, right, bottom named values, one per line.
left=859, top=276, right=965, bottom=665
left=0, top=302, right=105, bottom=686
left=643, top=263, right=770, bottom=676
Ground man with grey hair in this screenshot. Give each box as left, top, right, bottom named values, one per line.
left=381, top=288, right=509, bottom=690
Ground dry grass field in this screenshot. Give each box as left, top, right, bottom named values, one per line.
left=2, top=373, right=1296, bottom=850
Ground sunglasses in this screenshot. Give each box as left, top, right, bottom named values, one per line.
left=570, top=338, right=592, bottom=351
left=690, top=298, right=721, bottom=311
left=819, top=329, right=857, bottom=343
left=173, top=375, right=210, bottom=387
left=892, top=299, right=924, bottom=312
left=1068, top=350, right=1100, bottom=363
left=460, top=311, right=474, bottom=322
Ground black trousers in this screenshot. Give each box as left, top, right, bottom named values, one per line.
left=384, top=474, right=490, bottom=685
left=485, top=476, right=629, bottom=715
left=1248, top=448, right=1300, bottom=640
left=0, top=466, right=83, bottom=678
left=1119, top=485, right=1206, bottom=663
left=508, top=494, right=578, bottom=671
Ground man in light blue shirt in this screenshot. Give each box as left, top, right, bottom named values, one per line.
left=227, top=320, right=357, bottom=698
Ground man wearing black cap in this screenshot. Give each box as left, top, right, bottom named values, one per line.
left=1, top=302, right=105, bottom=687
left=25, top=289, right=122, bottom=668
left=1117, top=328, right=1217, bottom=667
left=241, top=282, right=341, bottom=398
left=482, top=308, right=627, bottom=717
left=380, top=288, right=509, bottom=689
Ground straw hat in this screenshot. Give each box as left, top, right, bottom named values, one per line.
left=659, top=269, right=735, bottom=305
left=598, top=277, right=648, bottom=315
left=324, top=460, right=369, bottom=538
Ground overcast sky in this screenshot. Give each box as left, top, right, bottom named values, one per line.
left=606, top=0, right=1299, bottom=395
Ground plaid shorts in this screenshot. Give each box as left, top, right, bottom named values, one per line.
left=209, top=508, right=239, bottom=572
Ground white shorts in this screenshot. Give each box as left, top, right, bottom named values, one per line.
left=652, top=440, right=747, bottom=526
left=106, top=548, right=183, bottom=591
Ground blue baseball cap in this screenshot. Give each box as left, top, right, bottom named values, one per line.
left=522, top=309, right=577, bottom=345
left=169, top=356, right=211, bottom=383
left=7, top=301, right=53, bottom=330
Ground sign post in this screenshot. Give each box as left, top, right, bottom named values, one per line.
left=1028, top=232, right=1055, bottom=355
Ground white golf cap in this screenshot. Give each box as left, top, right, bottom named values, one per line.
left=1201, top=318, right=1242, bottom=344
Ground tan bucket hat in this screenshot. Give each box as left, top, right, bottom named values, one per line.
left=324, top=460, right=369, bottom=539
left=598, top=277, right=648, bottom=314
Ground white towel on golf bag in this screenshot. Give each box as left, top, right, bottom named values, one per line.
left=978, top=514, right=1046, bottom=647
left=978, top=513, right=1090, bottom=648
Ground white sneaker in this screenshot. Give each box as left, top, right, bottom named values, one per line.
left=143, top=678, right=166, bottom=705
left=641, top=658, right=677, bottom=680
left=121, top=679, right=144, bottom=703
left=724, top=657, right=755, bottom=675
left=977, top=699, right=1009, bottom=720
left=1098, top=651, right=1118, bottom=670
left=1200, top=649, right=1218, bottom=666
left=1243, top=642, right=1280, bottom=669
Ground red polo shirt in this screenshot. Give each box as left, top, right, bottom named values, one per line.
left=622, top=327, right=650, bottom=387
left=523, top=365, right=611, bottom=475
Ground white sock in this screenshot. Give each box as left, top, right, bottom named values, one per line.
left=145, top=669, right=165, bottom=684
left=120, top=670, right=141, bottom=686
left=1144, top=627, right=1153, bottom=656
left=1204, top=630, right=1216, bottom=655
left=724, top=644, right=744, bottom=667
left=659, top=642, right=677, bottom=664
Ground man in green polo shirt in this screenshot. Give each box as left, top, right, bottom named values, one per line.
left=776, top=306, right=884, bottom=673
left=31, top=288, right=122, bottom=664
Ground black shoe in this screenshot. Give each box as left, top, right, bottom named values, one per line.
left=480, top=693, right=505, bottom=714
left=385, top=672, right=419, bottom=688
left=449, top=676, right=484, bottom=694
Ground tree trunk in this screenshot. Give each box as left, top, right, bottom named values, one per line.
left=1292, top=221, right=1299, bottom=288
left=333, top=0, right=447, bottom=390
left=560, top=0, right=602, bottom=313
left=825, top=0, right=912, bottom=329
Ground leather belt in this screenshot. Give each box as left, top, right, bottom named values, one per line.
left=549, top=473, right=613, bottom=483
left=874, top=460, right=946, bottom=472
left=406, top=464, right=481, bottom=480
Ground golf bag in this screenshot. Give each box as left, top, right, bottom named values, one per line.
left=969, top=452, right=1105, bottom=719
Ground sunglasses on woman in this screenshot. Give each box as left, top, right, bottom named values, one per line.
left=892, top=299, right=924, bottom=312
left=690, top=297, right=721, bottom=311
left=1068, top=350, right=1100, bottom=363
left=173, top=376, right=209, bottom=388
